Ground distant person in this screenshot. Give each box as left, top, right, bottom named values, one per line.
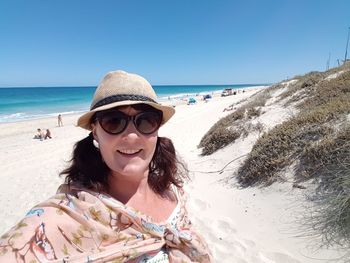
left=1, top=70, right=212, bottom=262
left=58, top=114, right=63, bottom=127
left=33, top=128, right=44, bottom=140
left=44, top=129, right=52, bottom=139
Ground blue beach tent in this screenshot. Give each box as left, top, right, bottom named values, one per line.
left=187, top=97, right=197, bottom=105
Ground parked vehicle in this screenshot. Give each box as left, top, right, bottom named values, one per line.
left=221, top=88, right=233, bottom=97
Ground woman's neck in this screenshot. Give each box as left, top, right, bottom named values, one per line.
left=107, top=171, right=154, bottom=204
left=106, top=171, right=178, bottom=223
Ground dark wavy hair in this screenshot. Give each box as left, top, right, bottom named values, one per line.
left=60, top=109, right=188, bottom=196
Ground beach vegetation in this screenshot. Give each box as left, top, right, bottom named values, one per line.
left=199, top=110, right=244, bottom=155
left=235, top=64, right=350, bottom=251
left=199, top=89, right=271, bottom=155
left=200, top=127, right=241, bottom=155
left=246, top=107, right=261, bottom=119
left=237, top=70, right=350, bottom=186
left=297, top=125, right=350, bottom=250
left=245, top=88, right=271, bottom=108
left=199, top=61, right=350, bottom=251
left=277, top=71, right=324, bottom=104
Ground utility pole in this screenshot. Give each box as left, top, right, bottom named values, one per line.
left=345, top=27, right=350, bottom=63
left=326, top=52, right=331, bottom=70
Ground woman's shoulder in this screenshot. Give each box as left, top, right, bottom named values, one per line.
left=0, top=187, right=101, bottom=262
left=1, top=185, right=93, bottom=235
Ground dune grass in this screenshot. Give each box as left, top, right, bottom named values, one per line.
left=237, top=70, right=350, bottom=186
left=199, top=62, right=350, bottom=251
left=298, top=126, right=350, bottom=250
left=199, top=89, right=271, bottom=155
left=235, top=66, right=350, bottom=251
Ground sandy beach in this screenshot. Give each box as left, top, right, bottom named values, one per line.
left=0, top=87, right=345, bottom=262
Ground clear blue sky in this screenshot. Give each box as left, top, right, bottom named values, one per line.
left=0, top=0, right=349, bottom=86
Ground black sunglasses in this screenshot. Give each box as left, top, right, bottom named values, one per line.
left=95, top=110, right=163, bottom=135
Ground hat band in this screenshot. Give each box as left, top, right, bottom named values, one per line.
left=91, top=94, right=158, bottom=110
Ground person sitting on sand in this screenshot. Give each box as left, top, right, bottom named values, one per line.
left=44, top=129, right=52, bottom=139
left=33, top=128, right=45, bottom=140
left=0, top=70, right=212, bottom=262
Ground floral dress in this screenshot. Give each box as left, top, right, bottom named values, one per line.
left=0, top=184, right=212, bottom=262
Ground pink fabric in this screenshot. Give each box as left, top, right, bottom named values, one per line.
left=0, top=184, right=212, bottom=262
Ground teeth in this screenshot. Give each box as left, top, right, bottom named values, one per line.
left=118, top=149, right=141, bottom=154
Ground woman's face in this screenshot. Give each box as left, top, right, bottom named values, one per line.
left=92, top=106, right=158, bottom=181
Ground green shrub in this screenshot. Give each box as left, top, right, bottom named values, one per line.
left=237, top=67, right=350, bottom=186
left=230, top=62, right=350, bottom=252
left=200, top=127, right=241, bottom=155
left=252, top=122, right=265, bottom=134
left=297, top=126, right=350, bottom=182
left=245, top=89, right=271, bottom=108
left=199, top=89, right=271, bottom=155
left=298, top=71, right=350, bottom=110
left=278, top=71, right=325, bottom=103
left=246, top=107, right=261, bottom=118
left=199, top=109, right=244, bottom=150
left=236, top=122, right=331, bottom=186
left=236, top=102, right=346, bottom=186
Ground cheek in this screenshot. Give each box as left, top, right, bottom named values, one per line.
left=148, top=135, right=158, bottom=155
left=99, top=141, right=113, bottom=159
left=94, top=127, right=115, bottom=157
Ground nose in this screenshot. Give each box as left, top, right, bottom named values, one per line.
left=121, top=119, right=140, bottom=139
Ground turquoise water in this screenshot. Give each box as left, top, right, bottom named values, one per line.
left=0, top=84, right=266, bottom=123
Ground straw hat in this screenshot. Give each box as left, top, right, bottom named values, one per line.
left=77, top=70, right=175, bottom=130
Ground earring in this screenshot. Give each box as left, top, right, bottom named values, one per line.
left=93, top=139, right=100, bottom=149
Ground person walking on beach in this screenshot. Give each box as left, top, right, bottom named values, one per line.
left=57, top=114, right=63, bottom=127
left=0, top=70, right=212, bottom=262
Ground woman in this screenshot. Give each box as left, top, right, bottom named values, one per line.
left=0, top=70, right=212, bottom=262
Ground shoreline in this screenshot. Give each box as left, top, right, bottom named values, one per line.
left=0, top=85, right=268, bottom=124
left=0, top=87, right=265, bottom=133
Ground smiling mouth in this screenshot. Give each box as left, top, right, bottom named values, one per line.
left=117, top=149, right=142, bottom=156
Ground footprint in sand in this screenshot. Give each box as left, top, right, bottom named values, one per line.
left=213, top=217, right=237, bottom=236
left=191, top=198, right=210, bottom=211
left=212, top=236, right=250, bottom=260
left=261, top=252, right=301, bottom=263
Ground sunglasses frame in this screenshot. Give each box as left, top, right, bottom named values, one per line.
left=94, top=109, right=163, bottom=135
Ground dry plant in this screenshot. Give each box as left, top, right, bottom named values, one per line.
left=235, top=67, right=350, bottom=252
left=198, top=62, right=350, bottom=252
left=237, top=70, right=350, bottom=186
left=199, top=88, right=272, bottom=155
left=297, top=126, right=350, bottom=256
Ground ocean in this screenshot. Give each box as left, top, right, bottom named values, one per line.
left=0, top=84, right=265, bottom=123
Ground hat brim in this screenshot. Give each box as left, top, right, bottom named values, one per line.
left=77, top=100, right=175, bottom=130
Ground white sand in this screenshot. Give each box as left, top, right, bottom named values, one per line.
left=0, top=88, right=345, bottom=262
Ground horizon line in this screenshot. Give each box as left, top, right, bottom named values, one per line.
left=0, top=83, right=272, bottom=89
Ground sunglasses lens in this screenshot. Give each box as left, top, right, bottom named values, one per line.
left=135, top=111, right=162, bottom=134
left=99, top=112, right=127, bottom=134
left=96, top=110, right=162, bottom=135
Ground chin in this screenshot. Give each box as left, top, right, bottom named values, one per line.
left=112, top=165, right=149, bottom=178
